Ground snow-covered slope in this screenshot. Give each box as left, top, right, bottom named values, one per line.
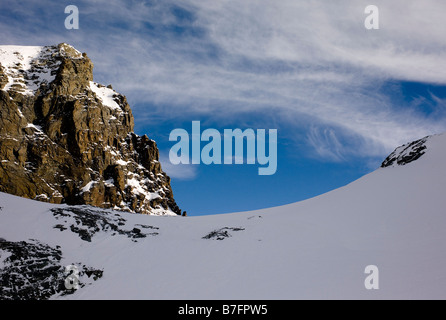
left=1, top=133, right=446, bottom=299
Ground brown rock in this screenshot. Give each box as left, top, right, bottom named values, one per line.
left=0, top=44, right=181, bottom=215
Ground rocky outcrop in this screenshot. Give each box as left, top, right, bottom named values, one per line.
left=0, top=43, right=181, bottom=215
left=0, top=238, right=103, bottom=300
left=381, top=136, right=428, bottom=168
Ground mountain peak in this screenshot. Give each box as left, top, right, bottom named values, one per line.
left=0, top=43, right=181, bottom=215
left=0, top=44, right=87, bottom=95
left=381, top=136, right=429, bottom=168
left=380, top=132, right=446, bottom=168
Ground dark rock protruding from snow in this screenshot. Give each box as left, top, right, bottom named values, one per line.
left=51, top=207, right=159, bottom=242
left=202, top=227, right=245, bottom=240
left=0, top=238, right=102, bottom=300
left=381, top=136, right=428, bottom=168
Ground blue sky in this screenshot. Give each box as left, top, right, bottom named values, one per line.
left=1, top=0, right=446, bottom=215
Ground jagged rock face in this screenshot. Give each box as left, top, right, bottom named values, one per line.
left=381, top=136, right=428, bottom=168
left=0, top=43, right=181, bottom=215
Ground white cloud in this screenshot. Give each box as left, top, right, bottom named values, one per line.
left=2, top=0, right=446, bottom=160
left=159, top=151, right=198, bottom=180
left=307, top=127, right=346, bottom=162
left=110, top=0, right=446, bottom=156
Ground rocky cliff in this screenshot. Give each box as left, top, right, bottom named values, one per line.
left=0, top=43, right=181, bottom=215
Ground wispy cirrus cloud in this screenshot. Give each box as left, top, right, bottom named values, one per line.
left=159, top=151, right=198, bottom=180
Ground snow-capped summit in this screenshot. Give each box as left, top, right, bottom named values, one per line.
left=0, top=44, right=83, bottom=95
left=381, top=136, right=428, bottom=168
left=0, top=44, right=181, bottom=215
left=379, top=132, right=446, bottom=171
